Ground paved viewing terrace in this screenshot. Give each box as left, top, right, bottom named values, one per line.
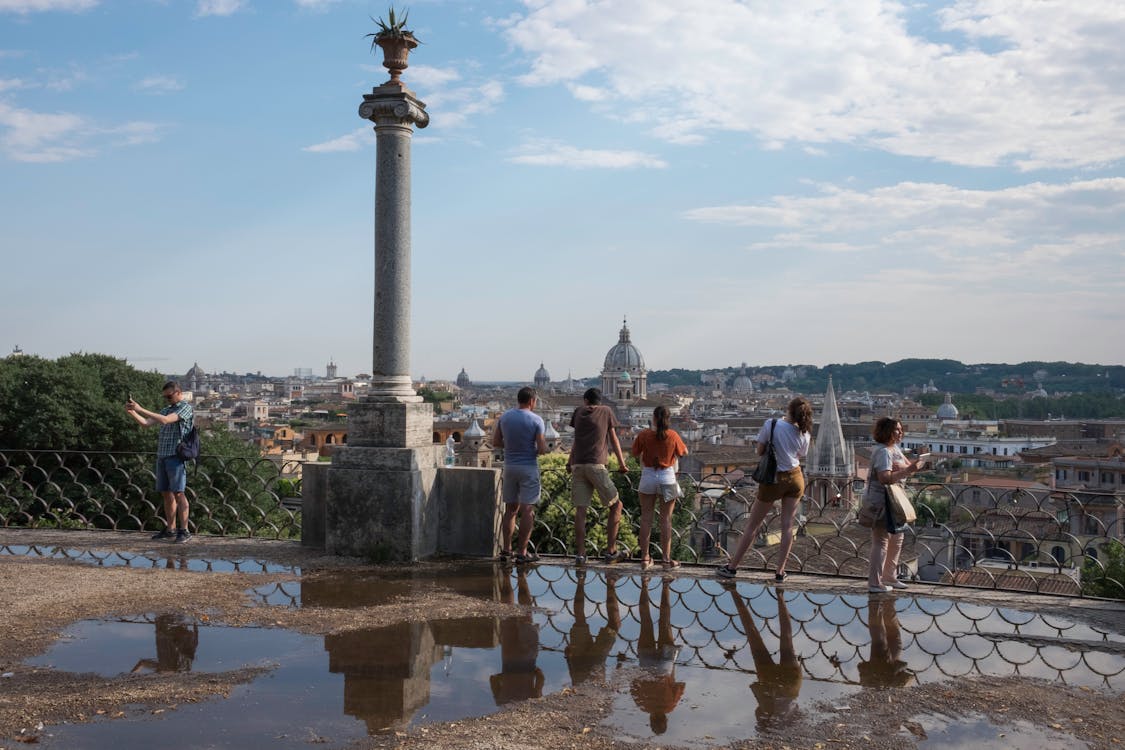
left=3, top=448, right=1125, bottom=747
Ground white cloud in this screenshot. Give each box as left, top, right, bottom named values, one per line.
left=195, top=0, right=245, bottom=17
left=42, top=66, right=89, bottom=92
left=503, top=0, right=1125, bottom=170
left=303, top=126, right=373, bottom=153
left=0, top=102, right=89, bottom=162
left=0, top=78, right=28, bottom=92
left=293, top=0, right=340, bottom=9
left=134, top=75, right=185, bottom=94
left=508, top=138, right=667, bottom=169
left=685, top=178, right=1125, bottom=291
left=422, top=79, right=504, bottom=129
left=0, top=0, right=96, bottom=12
left=0, top=102, right=161, bottom=162
left=403, top=65, right=461, bottom=90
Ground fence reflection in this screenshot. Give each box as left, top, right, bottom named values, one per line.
left=311, top=564, right=1124, bottom=736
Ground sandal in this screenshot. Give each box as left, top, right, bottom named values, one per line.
left=498, top=550, right=512, bottom=562
left=774, top=572, right=788, bottom=582
left=663, top=560, right=681, bottom=570
left=514, top=551, right=539, bottom=564
left=640, top=557, right=654, bottom=571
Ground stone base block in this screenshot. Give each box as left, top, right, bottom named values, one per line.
left=347, top=400, right=433, bottom=448
left=326, top=445, right=438, bottom=562
left=434, top=466, right=502, bottom=557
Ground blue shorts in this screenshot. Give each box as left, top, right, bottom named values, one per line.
left=155, top=456, right=187, bottom=493
left=502, top=464, right=541, bottom=505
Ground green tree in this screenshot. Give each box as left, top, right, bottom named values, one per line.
left=0, top=353, right=164, bottom=451
left=0, top=353, right=297, bottom=538
left=1082, top=540, right=1125, bottom=599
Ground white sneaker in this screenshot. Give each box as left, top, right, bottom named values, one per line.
left=889, top=579, right=909, bottom=590
left=868, top=585, right=893, bottom=594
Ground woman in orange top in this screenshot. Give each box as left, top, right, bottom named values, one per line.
left=630, top=405, right=688, bottom=570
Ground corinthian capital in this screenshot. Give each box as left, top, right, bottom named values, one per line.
left=358, top=86, right=429, bottom=129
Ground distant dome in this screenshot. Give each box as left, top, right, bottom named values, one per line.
left=936, top=393, right=959, bottom=420
left=456, top=368, right=471, bottom=388
left=732, top=362, right=753, bottom=393
left=534, top=362, right=551, bottom=385
left=464, top=419, right=485, bottom=438
left=185, top=362, right=205, bottom=379
left=603, top=320, right=645, bottom=372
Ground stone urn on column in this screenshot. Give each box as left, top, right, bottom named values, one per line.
left=365, top=6, right=420, bottom=85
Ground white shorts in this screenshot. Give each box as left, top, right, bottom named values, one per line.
left=638, top=467, right=682, bottom=501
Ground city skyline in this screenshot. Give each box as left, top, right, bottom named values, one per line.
left=3, top=0, right=1125, bottom=380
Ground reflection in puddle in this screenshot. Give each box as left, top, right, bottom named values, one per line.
left=247, top=565, right=504, bottom=609
left=0, top=543, right=296, bottom=574
left=22, top=563, right=1125, bottom=748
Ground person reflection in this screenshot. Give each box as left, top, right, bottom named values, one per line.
left=565, top=570, right=621, bottom=686
left=131, top=613, right=199, bottom=673
left=858, top=598, right=914, bottom=688
left=728, top=585, right=802, bottom=729
left=490, top=566, right=544, bottom=705
left=630, top=578, right=684, bottom=735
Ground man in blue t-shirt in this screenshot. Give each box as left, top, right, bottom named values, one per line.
left=492, top=386, right=548, bottom=564
left=127, top=381, right=195, bottom=543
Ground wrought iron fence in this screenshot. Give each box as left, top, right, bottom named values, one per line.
left=0, top=449, right=303, bottom=539
left=2, top=448, right=1123, bottom=598
left=529, top=467, right=1125, bottom=599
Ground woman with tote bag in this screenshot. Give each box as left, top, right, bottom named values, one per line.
left=863, top=417, right=925, bottom=593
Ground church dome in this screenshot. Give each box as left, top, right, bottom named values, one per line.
left=603, top=320, right=645, bottom=372
left=544, top=421, right=560, bottom=439
left=456, top=368, right=471, bottom=388
left=464, top=419, right=485, bottom=438
left=534, top=363, right=551, bottom=385
left=732, top=362, right=753, bottom=393
left=936, top=393, right=959, bottom=420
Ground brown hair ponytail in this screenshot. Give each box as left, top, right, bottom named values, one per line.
left=653, top=405, right=671, bottom=441
left=788, top=397, right=813, bottom=435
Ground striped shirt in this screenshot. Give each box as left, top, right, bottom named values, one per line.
left=157, top=401, right=194, bottom=457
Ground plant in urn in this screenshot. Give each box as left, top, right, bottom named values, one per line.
left=365, top=6, right=420, bottom=84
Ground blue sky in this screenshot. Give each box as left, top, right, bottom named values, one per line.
left=2, top=0, right=1124, bottom=381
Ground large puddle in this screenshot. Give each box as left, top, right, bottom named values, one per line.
left=15, top=561, right=1125, bottom=748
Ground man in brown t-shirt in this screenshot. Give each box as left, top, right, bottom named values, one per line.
left=567, top=387, right=629, bottom=565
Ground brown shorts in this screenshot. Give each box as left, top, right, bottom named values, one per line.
left=757, top=468, right=805, bottom=504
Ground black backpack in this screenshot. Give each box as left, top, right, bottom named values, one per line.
left=176, top=424, right=201, bottom=461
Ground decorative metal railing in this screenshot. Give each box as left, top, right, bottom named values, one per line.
left=0, top=450, right=302, bottom=539
left=2, top=449, right=1122, bottom=598
left=529, top=467, right=1125, bottom=599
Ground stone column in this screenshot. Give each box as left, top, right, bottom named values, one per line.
left=323, top=80, right=440, bottom=562
left=358, top=83, right=428, bottom=403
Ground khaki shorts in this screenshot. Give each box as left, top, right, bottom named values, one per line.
left=758, top=467, right=805, bottom=504
left=571, top=464, right=620, bottom=508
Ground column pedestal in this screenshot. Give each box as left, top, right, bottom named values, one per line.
left=325, top=401, right=440, bottom=561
